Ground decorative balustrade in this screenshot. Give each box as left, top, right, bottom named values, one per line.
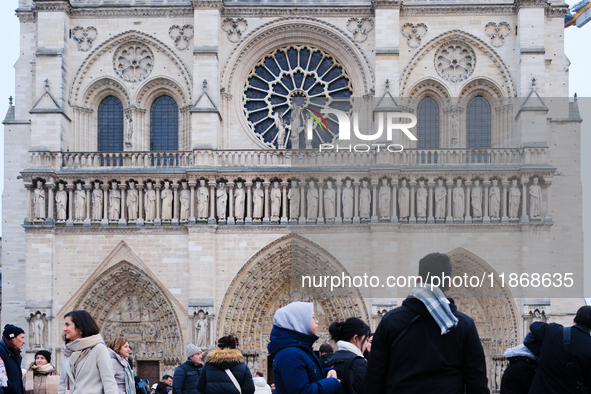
left=28, top=147, right=549, bottom=170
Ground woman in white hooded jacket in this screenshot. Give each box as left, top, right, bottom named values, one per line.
left=58, top=310, right=118, bottom=394
left=253, top=371, right=272, bottom=394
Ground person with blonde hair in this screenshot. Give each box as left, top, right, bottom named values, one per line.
left=107, top=337, right=134, bottom=394
left=23, top=350, right=59, bottom=394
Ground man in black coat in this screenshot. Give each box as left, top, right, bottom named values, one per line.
left=173, top=343, right=204, bottom=394
left=155, top=375, right=173, bottom=394
left=525, top=305, right=591, bottom=393
left=0, top=324, right=26, bottom=394
left=318, top=343, right=334, bottom=369
left=364, top=253, right=489, bottom=394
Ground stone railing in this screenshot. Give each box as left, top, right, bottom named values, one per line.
left=28, top=147, right=549, bottom=170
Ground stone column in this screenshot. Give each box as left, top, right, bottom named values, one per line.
left=409, top=180, right=416, bottom=224
left=353, top=180, right=360, bottom=224
left=84, top=181, right=92, bottom=226
left=335, top=180, right=343, bottom=225
left=317, top=181, right=325, bottom=224
left=137, top=182, right=144, bottom=226
left=101, top=183, right=109, bottom=226
left=483, top=180, right=491, bottom=224
left=227, top=181, right=235, bottom=225
left=544, top=180, right=552, bottom=222
left=280, top=181, right=289, bottom=224
left=208, top=181, right=216, bottom=224
left=263, top=181, right=270, bottom=224
left=119, top=183, right=127, bottom=226
left=299, top=181, right=307, bottom=224
left=46, top=182, right=55, bottom=225
left=245, top=181, right=253, bottom=224
left=501, top=180, right=509, bottom=223
left=391, top=179, right=398, bottom=223
left=446, top=180, right=453, bottom=223
left=189, top=180, right=196, bottom=224
left=371, top=179, right=378, bottom=223
left=25, top=183, right=33, bottom=224
left=520, top=178, right=529, bottom=223
left=464, top=180, right=472, bottom=224
left=427, top=180, right=435, bottom=224
left=155, top=183, right=161, bottom=225
left=66, top=183, right=74, bottom=226
left=171, top=182, right=180, bottom=225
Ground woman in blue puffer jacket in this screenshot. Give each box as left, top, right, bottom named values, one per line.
left=267, top=302, right=340, bottom=394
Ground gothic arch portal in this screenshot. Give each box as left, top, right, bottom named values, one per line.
left=217, top=234, right=370, bottom=356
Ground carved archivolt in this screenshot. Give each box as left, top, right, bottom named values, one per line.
left=217, top=234, right=369, bottom=351
left=400, top=30, right=515, bottom=98
left=484, top=22, right=511, bottom=48
left=136, top=77, right=190, bottom=108
left=407, top=78, right=451, bottom=108
left=222, top=18, right=248, bottom=43
left=346, top=18, right=374, bottom=43
left=69, top=30, right=192, bottom=107
left=169, top=25, right=194, bottom=50
left=72, top=26, right=98, bottom=52
left=82, top=77, right=131, bottom=108
left=401, top=23, right=428, bottom=48
left=458, top=78, right=505, bottom=104
left=74, top=261, right=184, bottom=372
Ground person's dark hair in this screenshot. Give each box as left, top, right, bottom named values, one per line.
left=218, top=334, right=239, bottom=349
left=574, top=306, right=591, bottom=329
left=328, top=318, right=370, bottom=345
left=418, top=253, right=452, bottom=291
left=255, top=371, right=264, bottom=377
left=162, top=375, right=173, bottom=380
left=319, top=343, right=334, bottom=355
left=63, top=310, right=100, bottom=343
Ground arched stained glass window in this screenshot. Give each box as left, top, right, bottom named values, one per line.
left=150, top=95, right=178, bottom=151
left=467, top=96, right=491, bottom=148
left=417, top=97, right=439, bottom=149
left=98, top=96, right=124, bottom=151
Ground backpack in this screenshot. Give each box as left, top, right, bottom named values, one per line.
left=332, top=354, right=363, bottom=394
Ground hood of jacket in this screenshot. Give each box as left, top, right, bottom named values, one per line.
left=267, top=325, right=319, bottom=356
left=204, top=348, right=244, bottom=370
left=108, top=347, right=128, bottom=368
left=253, top=376, right=267, bottom=388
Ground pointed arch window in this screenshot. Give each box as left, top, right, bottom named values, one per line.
left=417, top=97, right=440, bottom=149
left=150, top=95, right=178, bottom=151
left=97, top=96, right=124, bottom=151
left=467, top=96, right=491, bottom=148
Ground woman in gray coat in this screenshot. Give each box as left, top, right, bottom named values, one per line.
left=58, top=310, right=118, bottom=394
left=107, top=337, right=135, bottom=394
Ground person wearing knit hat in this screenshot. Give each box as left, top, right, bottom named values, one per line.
left=0, top=323, right=26, bottom=394
left=171, top=344, right=203, bottom=394
left=23, top=350, right=59, bottom=394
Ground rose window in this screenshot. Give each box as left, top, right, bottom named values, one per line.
left=434, top=42, right=476, bottom=83
left=114, top=43, right=154, bottom=83
left=243, top=45, right=353, bottom=149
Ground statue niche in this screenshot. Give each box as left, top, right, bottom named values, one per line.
left=27, top=311, right=49, bottom=350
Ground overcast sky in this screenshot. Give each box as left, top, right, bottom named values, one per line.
left=0, top=0, right=589, bottom=296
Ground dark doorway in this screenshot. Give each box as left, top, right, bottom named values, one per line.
left=136, top=360, right=160, bottom=388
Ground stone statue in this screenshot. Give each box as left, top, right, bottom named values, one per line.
left=109, top=182, right=121, bottom=221
left=288, top=180, right=300, bottom=220
left=56, top=183, right=67, bottom=221
left=453, top=179, right=464, bottom=219
left=32, top=312, right=45, bottom=348
left=434, top=179, right=446, bottom=219
left=451, top=108, right=459, bottom=148
left=270, top=181, right=281, bottom=221
left=195, top=311, right=208, bottom=348
left=92, top=182, right=103, bottom=221
left=197, top=179, right=209, bottom=219
left=471, top=180, right=483, bottom=218
left=161, top=181, right=173, bottom=220
left=234, top=182, right=245, bottom=220
left=125, top=113, right=133, bottom=146
left=307, top=181, right=319, bottom=220
left=509, top=179, right=521, bottom=219
left=489, top=179, right=501, bottom=219
left=34, top=181, right=46, bottom=219
left=529, top=177, right=542, bottom=218
left=180, top=182, right=190, bottom=221
left=378, top=179, right=390, bottom=218
left=216, top=182, right=227, bottom=219
left=290, top=104, right=303, bottom=147
left=324, top=181, right=336, bottom=220
left=74, top=183, right=86, bottom=221
left=274, top=112, right=287, bottom=149
left=253, top=181, right=264, bottom=219
left=398, top=179, right=410, bottom=218
left=342, top=179, right=354, bottom=219
left=359, top=180, right=371, bottom=219
left=144, top=182, right=156, bottom=221
left=416, top=181, right=427, bottom=218
left=127, top=181, right=139, bottom=220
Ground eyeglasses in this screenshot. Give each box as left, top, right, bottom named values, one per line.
left=312, top=316, right=319, bottom=322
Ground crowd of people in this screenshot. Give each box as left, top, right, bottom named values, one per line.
left=0, top=253, right=589, bottom=394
